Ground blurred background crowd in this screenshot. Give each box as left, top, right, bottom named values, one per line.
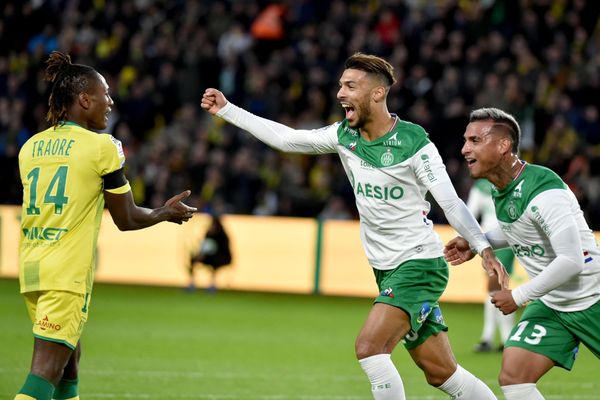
left=1, top=0, right=599, bottom=228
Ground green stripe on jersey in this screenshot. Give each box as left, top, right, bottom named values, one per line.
left=336, top=118, right=430, bottom=168
left=493, top=164, right=567, bottom=223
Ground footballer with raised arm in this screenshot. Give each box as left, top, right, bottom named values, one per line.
left=202, top=52, right=505, bottom=400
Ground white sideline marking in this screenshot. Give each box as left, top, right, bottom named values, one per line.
left=83, top=368, right=365, bottom=382
left=74, top=395, right=600, bottom=400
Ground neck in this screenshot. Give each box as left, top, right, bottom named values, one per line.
left=360, top=111, right=394, bottom=142
left=490, top=155, right=523, bottom=190
left=66, top=110, right=90, bottom=130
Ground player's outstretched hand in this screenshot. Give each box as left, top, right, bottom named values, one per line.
left=164, top=190, right=197, bottom=224
left=201, top=88, right=228, bottom=115
left=491, top=289, right=518, bottom=314
left=443, top=236, right=475, bottom=265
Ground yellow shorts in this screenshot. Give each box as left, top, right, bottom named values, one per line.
left=24, top=290, right=91, bottom=350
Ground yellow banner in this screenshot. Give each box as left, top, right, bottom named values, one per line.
left=2, top=205, right=597, bottom=303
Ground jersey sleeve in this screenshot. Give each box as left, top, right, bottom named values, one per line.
left=526, top=189, right=577, bottom=240
left=415, top=144, right=491, bottom=254
left=217, top=102, right=339, bottom=154
left=411, top=142, right=452, bottom=191
left=98, top=134, right=130, bottom=193
left=511, top=189, right=585, bottom=305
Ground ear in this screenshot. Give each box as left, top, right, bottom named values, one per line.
left=78, top=92, right=90, bottom=110
left=371, top=86, right=386, bottom=103
left=499, top=136, right=513, bottom=155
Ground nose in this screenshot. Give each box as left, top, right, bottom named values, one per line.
left=461, top=141, right=469, bottom=156
left=336, top=87, right=344, bottom=100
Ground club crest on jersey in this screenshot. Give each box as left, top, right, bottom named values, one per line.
left=345, top=141, right=357, bottom=151
left=380, top=287, right=394, bottom=298
left=381, top=148, right=394, bottom=166
left=507, top=200, right=518, bottom=220
left=417, top=302, right=431, bottom=324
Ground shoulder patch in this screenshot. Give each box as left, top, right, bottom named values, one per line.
left=109, top=136, right=125, bottom=167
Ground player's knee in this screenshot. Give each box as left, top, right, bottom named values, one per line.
left=499, top=367, right=523, bottom=386
left=423, top=364, right=455, bottom=387
left=355, top=337, right=382, bottom=360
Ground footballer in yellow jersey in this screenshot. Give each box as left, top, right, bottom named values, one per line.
left=14, top=52, right=196, bottom=400
left=19, top=122, right=129, bottom=295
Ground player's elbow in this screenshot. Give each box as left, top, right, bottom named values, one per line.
left=114, top=220, right=134, bottom=231
left=111, top=215, right=138, bottom=231
left=560, top=254, right=584, bottom=276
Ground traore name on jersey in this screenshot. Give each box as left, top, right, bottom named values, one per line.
left=29, top=138, right=76, bottom=158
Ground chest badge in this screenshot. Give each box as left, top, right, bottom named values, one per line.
left=380, top=148, right=394, bottom=166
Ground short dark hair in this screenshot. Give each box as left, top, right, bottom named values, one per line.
left=469, top=107, right=521, bottom=153
left=44, top=51, right=98, bottom=128
left=344, top=53, right=396, bottom=87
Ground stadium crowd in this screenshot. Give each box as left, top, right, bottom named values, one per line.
left=1, top=0, right=599, bottom=228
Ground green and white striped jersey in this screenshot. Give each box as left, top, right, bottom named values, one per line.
left=493, top=163, right=600, bottom=311
left=334, top=117, right=453, bottom=269
left=217, top=103, right=491, bottom=271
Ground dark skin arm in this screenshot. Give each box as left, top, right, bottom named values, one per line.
left=104, top=190, right=196, bottom=231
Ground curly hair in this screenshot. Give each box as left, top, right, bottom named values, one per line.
left=45, top=51, right=98, bottom=128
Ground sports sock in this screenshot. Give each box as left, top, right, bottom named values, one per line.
left=501, top=383, right=545, bottom=399
left=437, top=364, right=496, bottom=399
left=15, top=373, right=55, bottom=400
left=53, top=378, right=79, bottom=400
left=481, top=300, right=497, bottom=343
left=359, top=354, right=406, bottom=400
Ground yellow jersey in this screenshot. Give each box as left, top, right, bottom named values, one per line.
left=18, top=122, right=129, bottom=294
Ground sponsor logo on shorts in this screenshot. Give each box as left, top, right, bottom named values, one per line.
left=433, top=307, right=444, bottom=324
left=572, top=345, right=579, bottom=360
left=380, top=287, right=394, bottom=298
left=417, top=302, right=431, bottom=324
left=36, top=315, right=61, bottom=331
left=403, top=330, right=419, bottom=343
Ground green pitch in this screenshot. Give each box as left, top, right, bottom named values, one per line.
left=1, top=278, right=597, bottom=399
